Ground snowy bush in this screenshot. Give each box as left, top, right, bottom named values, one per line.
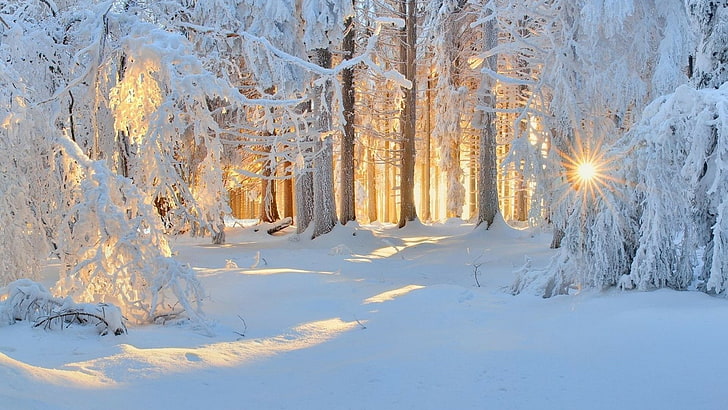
left=0, top=279, right=126, bottom=336
left=0, top=280, right=60, bottom=325
left=52, top=149, right=207, bottom=326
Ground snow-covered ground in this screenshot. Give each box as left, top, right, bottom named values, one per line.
left=1, top=220, right=727, bottom=410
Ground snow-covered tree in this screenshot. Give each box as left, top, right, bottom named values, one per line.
left=425, top=0, right=471, bottom=220
left=501, top=0, right=696, bottom=296
left=616, top=0, right=728, bottom=294
left=302, top=0, right=355, bottom=237
left=0, top=65, right=53, bottom=285
left=0, top=1, right=216, bottom=327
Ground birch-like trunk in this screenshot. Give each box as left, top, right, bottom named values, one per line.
left=476, top=18, right=500, bottom=228
left=312, top=48, right=338, bottom=238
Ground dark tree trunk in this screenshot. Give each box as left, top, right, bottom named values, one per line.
left=397, top=0, right=418, bottom=228
left=340, top=14, right=357, bottom=225
left=283, top=161, right=294, bottom=219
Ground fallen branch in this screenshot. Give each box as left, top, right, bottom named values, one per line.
left=34, top=306, right=127, bottom=336
left=267, top=217, right=293, bottom=235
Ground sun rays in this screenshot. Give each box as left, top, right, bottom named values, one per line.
left=556, top=135, right=624, bottom=216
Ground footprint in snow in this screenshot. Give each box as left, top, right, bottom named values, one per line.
left=185, top=352, right=202, bottom=362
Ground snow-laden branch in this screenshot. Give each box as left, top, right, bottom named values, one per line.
left=480, top=66, right=537, bottom=86
left=36, top=1, right=114, bottom=106
left=178, top=18, right=412, bottom=89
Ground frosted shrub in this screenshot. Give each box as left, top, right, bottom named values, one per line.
left=0, top=279, right=60, bottom=325
left=0, top=279, right=126, bottom=336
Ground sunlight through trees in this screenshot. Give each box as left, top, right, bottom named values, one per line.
left=1, top=0, right=727, bottom=318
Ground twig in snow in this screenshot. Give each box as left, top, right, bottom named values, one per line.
left=473, top=263, right=483, bottom=288
left=234, top=315, right=247, bottom=337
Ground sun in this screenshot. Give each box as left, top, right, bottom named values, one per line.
left=565, top=155, right=604, bottom=194
left=559, top=141, right=616, bottom=202
left=575, top=161, right=597, bottom=184
left=548, top=132, right=628, bottom=228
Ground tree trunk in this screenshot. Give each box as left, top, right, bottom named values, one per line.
left=367, top=135, right=378, bottom=222
left=295, top=157, right=314, bottom=233
left=689, top=0, right=728, bottom=89
left=476, top=18, right=500, bottom=229
left=259, top=144, right=280, bottom=223
left=398, top=0, right=417, bottom=228
left=211, top=221, right=226, bottom=245
left=420, top=72, right=433, bottom=222
left=384, top=139, right=392, bottom=223
left=283, top=161, right=294, bottom=218
left=469, top=138, right=477, bottom=219
left=260, top=170, right=279, bottom=223
left=340, top=14, right=356, bottom=225
left=312, top=48, right=338, bottom=239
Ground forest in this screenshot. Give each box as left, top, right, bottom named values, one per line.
left=0, top=0, right=727, bottom=327
left=1, top=1, right=728, bottom=408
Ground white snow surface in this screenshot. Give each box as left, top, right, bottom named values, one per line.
left=1, top=220, right=726, bottom=409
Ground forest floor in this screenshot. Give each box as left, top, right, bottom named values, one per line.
left=1, top=219, right=726, bottom=409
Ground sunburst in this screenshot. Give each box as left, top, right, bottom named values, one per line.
left=557, top=137, right=621, bottom=213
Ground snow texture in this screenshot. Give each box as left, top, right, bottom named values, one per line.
left=0, top=222, right=727, bottom=409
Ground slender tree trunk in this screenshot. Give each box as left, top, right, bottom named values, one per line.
left=312, top=48, right=338, bottom=238
left=367, top=136, right=378, bottom=222
left=340, top=14, right=357, bottom=225
left=469, top=138, right=477, bottom=219
left=283, top=161, right=294, bottom=218
left=384, top=139, right=392, bottom=223
left=434, top=154, right=441, bottom=220
left=446, top=142, right=462, bottom=219
left=260, top=167, right=280, bottom=223
left=398, top=0, right=417, bottom=228
left=477, top=18, right=500, bottom=228
left=117, top=130, right=131, bottom=178
left=295, top=152, right=314, bottom=233
left=420, top=73, right=433, bottom=222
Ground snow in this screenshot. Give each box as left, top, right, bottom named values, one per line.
left=1, top=221, right=727, bottom=409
